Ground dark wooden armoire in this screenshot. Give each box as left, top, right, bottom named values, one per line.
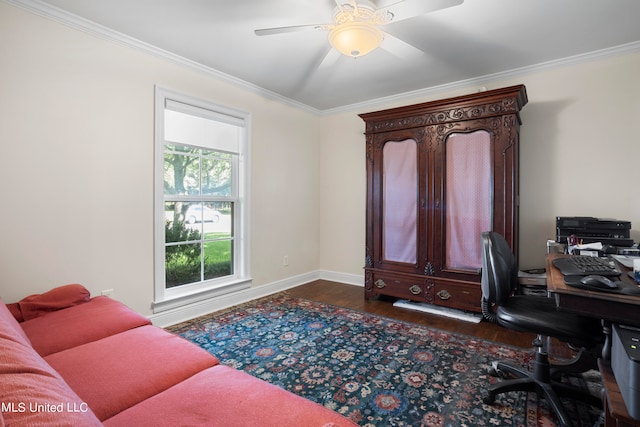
left=359, top=85, right=528, bottom=313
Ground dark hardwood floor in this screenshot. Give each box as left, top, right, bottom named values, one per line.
left=287, top=280, right=578, bottom=361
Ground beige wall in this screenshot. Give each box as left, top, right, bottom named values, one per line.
left=0, top=3, right=319, bottom=314
left=1, top=2, right=639, bottom=317
left=319, top=52, right=640, bottom=271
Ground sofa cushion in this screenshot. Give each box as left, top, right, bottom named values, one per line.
left=102, top=365, right=359, bottom=427
left=21, top=296, right=151, bottom=356
left=0, top=310, right=102, bottom=426
left=45, top=325, right=219, bottom=421
left=7, top=284, right=91, bottom=322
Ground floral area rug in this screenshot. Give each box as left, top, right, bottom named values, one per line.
left=167, top=294, right=602, bottom=426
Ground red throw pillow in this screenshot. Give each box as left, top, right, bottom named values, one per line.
left=14, top=284, right=91, bottom=321
left=6, top=303, right=24, bottom=322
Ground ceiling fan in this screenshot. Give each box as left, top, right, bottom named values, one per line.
left=255, top=0, right=463, bottom=63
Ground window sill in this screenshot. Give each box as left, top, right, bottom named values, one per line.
left=152, top=278, right=251, bottom=314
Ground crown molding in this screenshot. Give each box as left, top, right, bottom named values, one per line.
left=6, top=0, right=640, bottom=117
left=323, top=40, right=640, bottom=116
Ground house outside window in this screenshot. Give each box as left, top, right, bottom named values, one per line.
left=153, top=87, right=251, bottom=312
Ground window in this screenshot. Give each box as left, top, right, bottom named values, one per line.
left=153, top=87, right=250, bottom=312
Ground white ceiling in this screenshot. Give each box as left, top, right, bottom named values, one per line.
left=14, top=0, right=640, bottom=113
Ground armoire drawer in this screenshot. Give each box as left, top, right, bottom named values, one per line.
left=369, top=272, right=427, bottom=301
left=432, top=281, right=482, bottom=313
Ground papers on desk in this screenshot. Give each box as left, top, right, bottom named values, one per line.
left=574, top=242, right=604, bottom=250
left=568, top=242, right=602, bottom=256
left=612, top=255, right=640, bottom=269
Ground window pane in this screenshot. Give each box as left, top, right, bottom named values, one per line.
left=165, top=243, right=202, bottom=288
left=202, top=153, right=232, bottom=196
left=203, top=202, right=233, bottom=281
left=165, top=144, right=194, bottom=153
left=164, top=150, right=200, bottom=196
left=201, top=202, right=231, bottom=239
left=184, top=202, right=222, bottom=225
left=204, top=240, right=232, bottom=280
left=165, top=202, right=201, bottom=244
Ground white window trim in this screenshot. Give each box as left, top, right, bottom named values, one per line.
left=152, top=86, right=251, bottom=313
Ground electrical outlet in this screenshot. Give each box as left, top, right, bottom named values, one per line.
left=283, top=255, right=289, bottom=266
left=101, top=289, right=114, bottom=298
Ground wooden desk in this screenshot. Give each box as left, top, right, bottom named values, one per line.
left=546, top=254, right=640, bottom=328
left=547, top=254, right=640, bottom=426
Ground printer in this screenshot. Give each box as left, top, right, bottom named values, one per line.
left=612, top=324, right=640, bottom=420
left=556, top=216, right=633, bottom=247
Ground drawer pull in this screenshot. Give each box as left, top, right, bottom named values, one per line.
left=437, top=290, right=451, bottom=300
left=409, top=285, right=422, bottom=295
left=375, top=279, right=386, bottom=289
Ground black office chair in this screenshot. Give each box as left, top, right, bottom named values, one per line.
left=480, top=231, right=603, bottom=427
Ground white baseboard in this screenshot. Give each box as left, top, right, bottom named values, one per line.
left=318, top=270, right=363, bottom=286
left=150, top=270, right=363, bottom=328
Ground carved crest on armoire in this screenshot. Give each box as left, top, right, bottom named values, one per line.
left=360, top=85, right=528, bottom=313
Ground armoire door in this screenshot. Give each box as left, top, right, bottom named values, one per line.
left=429, top=114, right=520, bottom=283
left=441, top=129, right=492, bottom=275
left=367, top=128, right=426, bottom=276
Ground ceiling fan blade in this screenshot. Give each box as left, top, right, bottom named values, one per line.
left=380, top=32, right=424, bottom=59
left=254, top=24, right=328, bottom=36
left=378, top=0, right=463, bottom=24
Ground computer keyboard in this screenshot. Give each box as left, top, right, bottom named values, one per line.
left=552, top=256, right=621, bottom=277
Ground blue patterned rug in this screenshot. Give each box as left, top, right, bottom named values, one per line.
left=168, top=294, right=602, bottom=426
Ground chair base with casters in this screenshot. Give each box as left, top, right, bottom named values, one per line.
left=482, top=332, right=602, bottom=427
left=549, top=344, right=601, bottom=378
left=480, top=231, right=604, bottom=427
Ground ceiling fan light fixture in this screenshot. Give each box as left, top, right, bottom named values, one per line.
left=329, top=22, right=383, bottom=58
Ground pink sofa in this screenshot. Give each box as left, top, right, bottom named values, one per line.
left=0, top=285, right=358, bottom=426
